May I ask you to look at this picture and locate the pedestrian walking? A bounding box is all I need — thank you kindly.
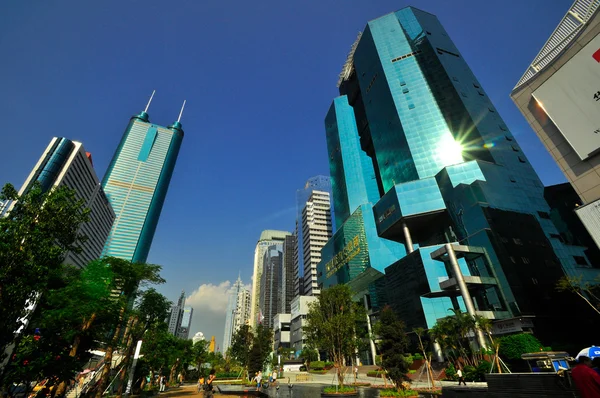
[203,369,216,398]
[457,368,466,386]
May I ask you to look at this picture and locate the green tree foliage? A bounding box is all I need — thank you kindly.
[299,347,318,370]
[304,284,366,387]
[0,183,90,363]
[191,340,210,376]
[229,325,253,375]
[374,306,410,390]
[2,262,119,390]
[248,324,273,376]
[115,288,172,396]
[429,309,488,369]
[94,258,165,398]
[497,333,543,361]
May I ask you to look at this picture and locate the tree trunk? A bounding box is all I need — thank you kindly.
[95,305,126,398]
[169,358,180,385]
[116,318,138,397]
[54,313,97,397]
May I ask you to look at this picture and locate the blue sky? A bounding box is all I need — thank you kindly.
[0,0,571,346]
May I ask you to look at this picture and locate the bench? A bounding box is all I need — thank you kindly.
[295,374,312,382]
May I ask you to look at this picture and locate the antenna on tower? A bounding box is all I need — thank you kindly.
[177,100,186,123]
[144,90,156,113]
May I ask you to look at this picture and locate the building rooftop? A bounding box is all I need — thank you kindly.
[513,0,599,91]
[258,230,291,242]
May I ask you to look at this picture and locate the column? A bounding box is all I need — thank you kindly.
[445,243,487,349]
[402,222,414,254]
[363,295,377,365]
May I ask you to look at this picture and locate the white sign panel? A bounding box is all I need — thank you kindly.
[532,33,600,160]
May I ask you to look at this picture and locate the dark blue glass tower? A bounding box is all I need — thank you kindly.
[319,7,600,349]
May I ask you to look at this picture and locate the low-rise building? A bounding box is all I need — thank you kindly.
[290,296,317,355]
[273,313,291,352]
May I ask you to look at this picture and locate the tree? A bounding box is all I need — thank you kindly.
[94,258,165,398]
[0,183,89,367]
[413,327,436,390]
[229,325,253,377]
[115,288,171,396]
[299,347,318,370]
[373,306,410,390]
[304,284,366,387]
[2,262,119,393]
[497,333,544,361]
[429,309,488,369]
[557,275,600,315]
[248,324,272,376]
[191,340,210,376]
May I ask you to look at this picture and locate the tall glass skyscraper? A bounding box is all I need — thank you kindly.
[319,6,600,354]
[102,95,184,263]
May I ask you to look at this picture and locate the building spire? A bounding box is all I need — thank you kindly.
[177,100,186,123]
[144,90,156,113]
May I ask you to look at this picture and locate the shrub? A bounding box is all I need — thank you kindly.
[379,388,418,397]
[463,360,491,382]
[444,363,457,381]
[311,361,326,370]
[215,371,240,378]
[367,371,384,378]
[323,386,356,394]
[408,370,416,374]
[325,361,334,369]
[299,365,307,371]
[412,353,423,360]
[497,333,544,361]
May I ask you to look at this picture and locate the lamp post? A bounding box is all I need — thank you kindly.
[124,340,143,396]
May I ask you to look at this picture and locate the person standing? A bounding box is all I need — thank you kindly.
[456,368,466,386]
[255,371,262,391]
[572,356,600,398]
[159,375,166,392]
[203,369,216,398]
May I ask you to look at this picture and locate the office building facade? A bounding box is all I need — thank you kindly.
[7,137,115,268]
[259,244,284,329]
[290,295,318,354]
[301,191,333,296]
[294,176,334,297]
[250,230,290,327]
[273,313,292,352]
[511,0,600,251]
[101,98,184,263]
[167,291,193,339]
[282,235,297,313]
[319,6,599,356]
[223,276,251,355]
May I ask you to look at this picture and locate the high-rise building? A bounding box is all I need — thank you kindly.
[250,230,290,327]
[167,291,193,339]
[101,93,184,263]
[318,5,600,359]
[6,137,115,268]
[301,191,333,296]
[282,235,297,313]
[259,244,284,329]
[510,0,600,250]
[192,332,205,345]
[294,176,334,297]
[223,275,251,355]
[178,306,193,339]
